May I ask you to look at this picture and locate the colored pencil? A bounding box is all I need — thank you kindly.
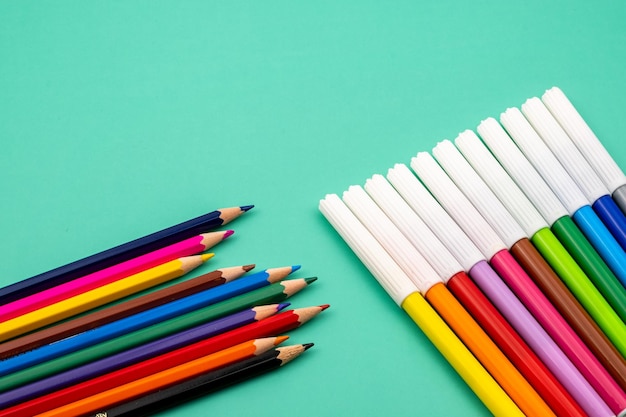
[36,337,287,417]
[0,231,231,324]
[0,266,296,375]
[541,87,626,216]
[0,264,255,360]
[0,305,326,416]
[0,206,253,305]
[363,174,585,417]
[0,277,313,394]
[477,116,626,355]
[92,344,313,417]
[389,161,613,417]
[501,108,626,302]
[456,128,626,391]
[432,140,626,415]
[0,254,212,343]
[319,194,525,417]
[522,97,626,254]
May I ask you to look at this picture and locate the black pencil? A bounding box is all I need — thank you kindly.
[91,343,313,417]
[0,205,253,305]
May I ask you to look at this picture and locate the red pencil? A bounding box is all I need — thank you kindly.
[0,305,328,417]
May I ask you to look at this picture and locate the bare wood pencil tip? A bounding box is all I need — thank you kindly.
[266,266,299,283]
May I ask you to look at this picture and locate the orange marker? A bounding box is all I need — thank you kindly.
[425,283,554,416]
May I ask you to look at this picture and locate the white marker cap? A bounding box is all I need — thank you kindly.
[364,174,464,282]
[522,97,609,202]
[432,140,527,248]
[500,108,589,214]
[411,152,507,260]
[455,129,549,237]
[342,185,443,294]
[477,117,568,225]
[386,163,485,271]
[542,86,626,193]
[319,193,418,305]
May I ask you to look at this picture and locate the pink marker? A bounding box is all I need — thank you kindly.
[411,151,614,417]
[0,231,232,322]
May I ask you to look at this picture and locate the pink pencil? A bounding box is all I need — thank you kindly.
[0,231,232,322]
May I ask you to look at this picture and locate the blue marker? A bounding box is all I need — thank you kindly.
[501,106,626,290]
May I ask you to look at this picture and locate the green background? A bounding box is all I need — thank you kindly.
[1,1,625,416]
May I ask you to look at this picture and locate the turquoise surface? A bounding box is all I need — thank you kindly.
[1,1,625,416]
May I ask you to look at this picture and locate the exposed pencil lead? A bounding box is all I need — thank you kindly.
[320,304,330,310]
[222,230,234,239]
[303,343,315,350]
[242,264,255,272]
[304,277,318,284]
[241,205,254,212]
[277,302,291,311]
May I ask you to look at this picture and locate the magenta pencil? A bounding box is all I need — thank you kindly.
[0,231,232,323]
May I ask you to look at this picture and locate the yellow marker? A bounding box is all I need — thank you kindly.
[320,195,524,417]
[402,292,525,417]
[0,254,212,342]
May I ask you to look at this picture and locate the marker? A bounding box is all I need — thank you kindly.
[364,174,583,417]
[500,104,626,285]
[456,127,626,391]
[522,97,626,257]
[478,117,626,356]
[391,159,613,417]
[541,86,626,215]
[433,139,626,416]
[319,194,525,417]
[500,108,626,321]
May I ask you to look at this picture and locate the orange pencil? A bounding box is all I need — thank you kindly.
[35,337,287,417]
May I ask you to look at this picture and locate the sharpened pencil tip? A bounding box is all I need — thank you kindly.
[303,343,314,350]
[278,302,291,311]
[304,277,317,284]
[319,304,330,310]
[222,230,235,239]
[243,264,255,272]
[201,253,214,262]
[275,335,289,345]
[241,205,255,212]
[291,265,301,272]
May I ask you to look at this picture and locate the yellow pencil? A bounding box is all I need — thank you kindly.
[320,195,524,416]
[0,254,212,343]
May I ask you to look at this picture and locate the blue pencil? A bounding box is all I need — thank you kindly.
[0,266,297,376]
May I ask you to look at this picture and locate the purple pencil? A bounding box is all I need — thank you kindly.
[0,304,288,409]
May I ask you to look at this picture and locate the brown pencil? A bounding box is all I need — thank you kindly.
[0,265,254,360]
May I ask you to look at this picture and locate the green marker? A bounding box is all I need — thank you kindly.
[459,123,626,357]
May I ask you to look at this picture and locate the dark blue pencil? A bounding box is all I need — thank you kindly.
[0,205,253,305]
